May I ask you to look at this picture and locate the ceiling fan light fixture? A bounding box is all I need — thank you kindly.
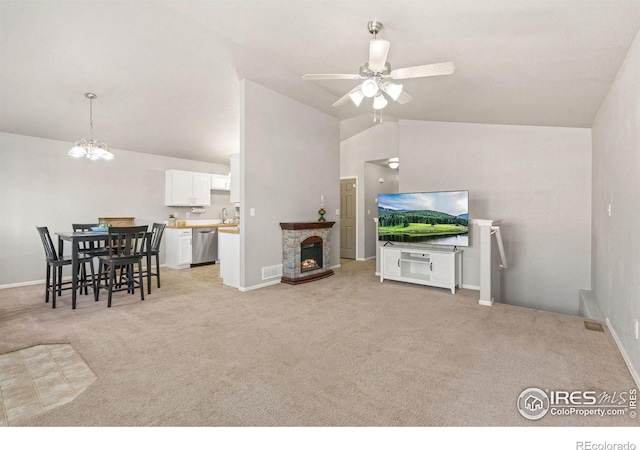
[373,93,388,110]
[361,78,379,98]
[383,82,403,101]
[349,89,365,107]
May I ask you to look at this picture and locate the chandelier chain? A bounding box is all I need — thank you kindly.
[89,96,93,141]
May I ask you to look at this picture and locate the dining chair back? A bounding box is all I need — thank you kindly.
[96,226,148,307]
[143,223,166,293]
[37,226,58,262]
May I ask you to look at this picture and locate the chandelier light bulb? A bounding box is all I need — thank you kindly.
[361,78,379,98]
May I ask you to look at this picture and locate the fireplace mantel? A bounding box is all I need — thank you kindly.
[280,222,335,230]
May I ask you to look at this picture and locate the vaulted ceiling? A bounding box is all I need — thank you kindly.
[2,1,640,164]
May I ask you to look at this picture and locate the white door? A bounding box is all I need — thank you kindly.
[178,234,192,266]
[431,253,452,284]
[383,248,402,277]
[192,172,211,206]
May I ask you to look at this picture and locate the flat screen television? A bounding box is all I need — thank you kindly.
[378,190,469,246]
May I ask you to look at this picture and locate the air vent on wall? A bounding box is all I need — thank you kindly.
[262,264,283,280]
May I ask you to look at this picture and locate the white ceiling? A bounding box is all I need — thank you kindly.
[2,1,640,164]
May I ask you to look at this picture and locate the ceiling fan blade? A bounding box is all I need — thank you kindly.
[390,61,455,80]
[369,39,390,72]
[303,74,362,80]
[332,86,362,107]
[396,90,413,105]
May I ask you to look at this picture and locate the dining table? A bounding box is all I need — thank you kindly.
[55,231,109,309]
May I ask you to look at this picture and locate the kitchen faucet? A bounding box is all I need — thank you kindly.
[221,207,228,223]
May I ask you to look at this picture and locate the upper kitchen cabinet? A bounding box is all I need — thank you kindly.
[229,153,240,203]
[210,173,231,191]
[165,170,211,206]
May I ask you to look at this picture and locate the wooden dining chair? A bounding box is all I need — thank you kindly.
[143,223,166,293]
[36,226,96,308]
[71,223,109,295]
[95,226,148,307]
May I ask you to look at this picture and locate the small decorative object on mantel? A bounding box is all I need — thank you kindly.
[318,195,326,221]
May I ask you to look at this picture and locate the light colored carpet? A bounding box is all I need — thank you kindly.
[0,259,636,426]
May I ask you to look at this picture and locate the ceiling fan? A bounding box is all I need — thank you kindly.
[303,21,455,115]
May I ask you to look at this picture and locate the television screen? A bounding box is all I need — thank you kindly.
[378,190,469,246]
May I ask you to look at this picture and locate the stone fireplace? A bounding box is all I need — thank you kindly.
[280,222,335,284]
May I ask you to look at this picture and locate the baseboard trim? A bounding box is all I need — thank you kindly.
[462,284,480,291]
[606,318,640,389]
[1,265,167,290]
[239,279,281,292]
[479,298,494,307]
[0,279,45,289]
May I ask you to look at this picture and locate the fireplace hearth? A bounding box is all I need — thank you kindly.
[280,222,335,285]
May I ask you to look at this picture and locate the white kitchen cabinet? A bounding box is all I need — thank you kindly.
[219,229,239,288]
[165,170,211,206]
[165,228,192,269]
[229,153,239,203]
[210,173,231,191]
[380,245,462,294]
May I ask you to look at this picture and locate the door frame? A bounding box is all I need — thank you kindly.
[340,175,358,260]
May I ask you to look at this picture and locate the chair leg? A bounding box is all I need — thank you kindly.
[57,266,62,296]
[156,253,161,288]
[147,255,152,295]
[128,265,134,295]
[89,260,97,301]
[52,265,57,309]
[81,263,88,295]
[45,264,51,303]
[96,262,103,302]
[108,264,115,307]
[139,261,145,301]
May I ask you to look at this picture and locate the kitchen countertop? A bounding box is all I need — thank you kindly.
[218,227,240,234]
[166,223,238,229]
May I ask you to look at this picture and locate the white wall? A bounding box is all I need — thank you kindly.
[591,29,640,379]
[364,163,399,259]
[240,80,340,289]
[340,122,398,260]
[0,132,233,286]
[399,120,592,315]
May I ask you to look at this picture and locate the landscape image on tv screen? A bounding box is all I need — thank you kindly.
[378,191,469,246]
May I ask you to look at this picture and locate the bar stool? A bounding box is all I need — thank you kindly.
[36,226,95,308]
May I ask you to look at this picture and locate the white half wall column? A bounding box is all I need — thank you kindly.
[475,219,503,306]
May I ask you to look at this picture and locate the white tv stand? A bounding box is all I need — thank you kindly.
[379,244,462,294]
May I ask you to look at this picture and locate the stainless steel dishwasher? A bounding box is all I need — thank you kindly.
[191,227,218,265]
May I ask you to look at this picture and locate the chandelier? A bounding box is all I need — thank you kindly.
[68,93,114,160]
